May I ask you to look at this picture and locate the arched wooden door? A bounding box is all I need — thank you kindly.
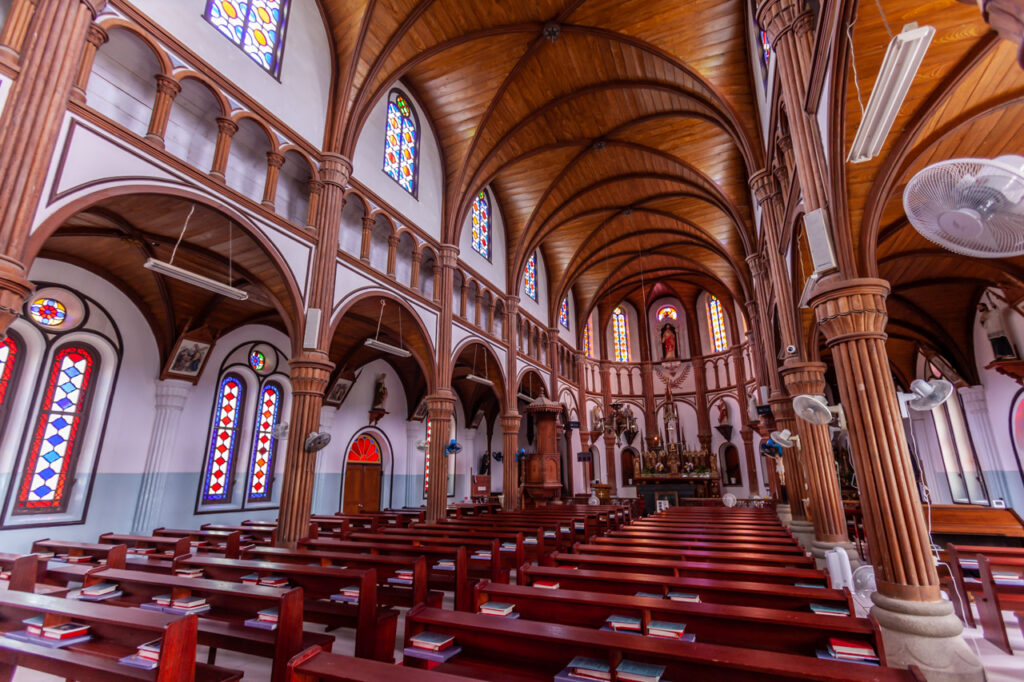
[342,433,383,514]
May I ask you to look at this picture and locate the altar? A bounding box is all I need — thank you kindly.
[635,475,715,514]
[630,443,720,514]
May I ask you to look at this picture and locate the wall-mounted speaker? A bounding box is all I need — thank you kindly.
[803,209,838,274]
[304,307,322,349]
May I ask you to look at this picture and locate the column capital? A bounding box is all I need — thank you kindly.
[388,233,401,247]
[809,277,891,346]
[749,169,780,205]
[85,21,109,47]
[438,243,459,267]
[777,133,794,156]
[266,151,285,169]
[756,0,814,44]
[319,153,352,188]
[780,360,827,396]
[81,0,108,17]
[154,378,193,410]
[155,74,181,98]
[426,391,457,420]
[361,214,376,229]
[501,412,522,433]
[288,354,334,396]
[0,257,33,334]
[216,116,239,137]
[307,179,324,197]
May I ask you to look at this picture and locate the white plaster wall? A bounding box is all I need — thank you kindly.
[458,186,507,292]
[164,78,220,169]
[126,0,331,145]
[351,87,443,239]
[87,27,161,138]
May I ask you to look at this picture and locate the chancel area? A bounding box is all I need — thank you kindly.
[3,0,1024,680]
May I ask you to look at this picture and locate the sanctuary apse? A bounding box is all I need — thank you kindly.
[0,0,1022,680]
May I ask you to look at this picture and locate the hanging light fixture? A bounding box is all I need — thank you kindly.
[364,299,411,357]
[465,344,493,386]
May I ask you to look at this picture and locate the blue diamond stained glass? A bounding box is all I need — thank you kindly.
[471,190,490,260]
[203,376,244,503]
[247,383,280,501]
[707,295,728,353]
[249,349,266,372]
[29,298,66,327]
[612,307,630,362]
[523,253,537,301]
[16,346,94,512]
[383,92,418,195]
[205,1,288,76]
[559,299,569,329]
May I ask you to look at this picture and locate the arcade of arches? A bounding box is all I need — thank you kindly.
[1,0,1024,679]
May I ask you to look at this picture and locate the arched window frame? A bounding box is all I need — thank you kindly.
[199,373,247,506]
[382,89,420,197]
[0,332,24,437]
[245,379,283,504]
[523,252,537,301]
[559,299,570,329]
[582,320,593,358]
[657,306,678,321]
[347,433,383,463]
[204,0,291,78]
[471,189,491,261]
[612,307,630,362]
[706,295,728,353]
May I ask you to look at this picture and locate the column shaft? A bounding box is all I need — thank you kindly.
[131,380,192,534]
[501,413,522,510]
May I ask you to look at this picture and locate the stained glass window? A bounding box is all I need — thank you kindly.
[15,346,96,513]
[423,420,432,498]
[29,298,66,328]
[612,307,630,362]
[347,433,382,463]
[760,29,771,70]
[471,190,490,260]
[202,375,245,503]
[524,253,537,301]
[0,336,18,409]
[559,299,569,328]
[247,382,280,502]
[707,295,728,352]
[657,306,678,321]
[205,1,289,76]
[249,349,266,372]
[582,320,593,358]
[383,90,418,196]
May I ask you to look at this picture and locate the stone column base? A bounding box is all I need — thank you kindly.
[870,592,985,681]
[789,518,815,551]
[810,539,861,571]
[776,503,792,526]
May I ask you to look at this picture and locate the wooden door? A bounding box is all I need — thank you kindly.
[342,463,382,513]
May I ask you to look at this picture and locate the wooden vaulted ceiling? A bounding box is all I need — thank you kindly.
[841,0,1024,383]
[319,0,763,328]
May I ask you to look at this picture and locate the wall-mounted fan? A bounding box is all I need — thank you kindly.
[904,155,1024,257]
[721,493,737,508]
[272,422,289,440]
[304,431,331,452]
[445,439,462,456]
[793,394,847,430]
[771,429,800,449]
[906,378,954,411]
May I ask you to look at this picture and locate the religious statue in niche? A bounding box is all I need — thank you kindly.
[368,373,389,426]
[716,401,729,426]
[662,384,680,445]
[978,301,1018,360]
[660,323,679,360]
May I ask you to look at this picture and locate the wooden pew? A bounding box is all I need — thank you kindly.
[942,543,1024,627]
[98,534,190,560]
[403,605,923,681]
[576,546,816,569]
[200,524,277,546]
[29,539,127,569]
[930,504,1024,546]
[472,580,878,660]
[287,647,469,681]
[173,555,397,661]
[519,564,853,612]
[547,552,828,587]
[350,529,523,574]
[425,518,571,551]
[381,525,550,563]
[973,554,1024,654]
[65,566,334,682]
[0,554,68,597]
[0,589,242,681]
[575,537,805,556]
[152,529,241,558]
[239,546,442,608]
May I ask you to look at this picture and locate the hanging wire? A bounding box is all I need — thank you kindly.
[873,0,894,40]
[168,204,196,264]
[847,19,866,118]
[375,298,386,339]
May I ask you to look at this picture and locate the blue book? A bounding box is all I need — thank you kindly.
[118,654,159,670]
[567,656,610,675]
[606,614,642,631]
[816,649,879,666]
[647,620,686,635]
[795,582,825,589]
[810,603,850,616]
[402,645,461,663]
[244,617,277,630]
[634,592,664,599]
[617,658,666,681]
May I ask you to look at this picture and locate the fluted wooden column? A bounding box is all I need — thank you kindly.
[425,394,455,521]
[732,346,760,495]
[410,249,422,290]
[575,351,591,491]
[0,0,105,336]
[769,390,807,520]
[70,21,106,104]
[261,151,284,209]
[547,327,559,397]
[750,170,799,358]
[501,413,522,510]
[0,0,37,69]
[359,215,373,262]
[144,74,180,148]
[209,117,237,181]
[781,361,850,544]
[386,234,399,279]
[746,255,782,395]
[131,379,192,533]
[305,179,323,229]
[599,360,617,493]
[425,244,458,521]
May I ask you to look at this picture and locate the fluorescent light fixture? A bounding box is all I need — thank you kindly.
[465,374,494,387]
[517,392,535,402]
[847,22,934,164]
[364,338,411,357]
[144,258,249,300]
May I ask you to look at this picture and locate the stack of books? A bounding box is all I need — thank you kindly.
[245,607,279,630]
[258,575,288,588]
[168,595,210,615]
[473,550,492,560]
[153,594,172,607]
[175,568,204,579]
[810,603,850,617]
[331,585,360,604]
[993,571,1024,586]
[817,638,879,666]
[127,547,156,555]
[6,620,94,648]
[647,620,693,641]
[78,582,121,602]
[55,553,91,564]
[32,552,55,560]
[405,631,461,663]
[560,656,609,681]
[388,569,414,586]
[574,522,585,530]
[499,542,517,552]
[433,559,455,571]
[533,580,559,590]
[559,526,571,534]
[524,536,539,545]
[119,638,162,670]
[543,530,557,539]
[478,601,516,617]
[667,592,700,603]
[240,573,260,585]
[603,614,641,634]
[616,659,666,682]
[23,616,45,636]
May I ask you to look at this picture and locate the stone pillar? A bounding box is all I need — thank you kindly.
[144,74,180,148]
[386,234,399,279]
[0,0,37,69]
[780,361,856,565]
[360,215,374,262]
[70,21,107,105]
[261,151,285,209]
[425,394,455,521]
[210,117,237,182]
[0,0,106,336]
[810,278,983,681]
[501,413,522,510]
[958,385,1011,505]
[130,379,192,534]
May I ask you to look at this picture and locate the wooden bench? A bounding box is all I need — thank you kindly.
[173,555,397,661]
[200,524,277,545]
[287,647,469,681]
[930,505,1024,546]
[99,533,190,559]
[472,580,878,660]
[152,529,242,558]
[973,554,1024,654]
[350,529,524,574]
[403,605,923,681]
[518,564,852,612]
[0,554,68,597]
[29,539,127,569]
[0,589,242,681]
[942,543,1024,627]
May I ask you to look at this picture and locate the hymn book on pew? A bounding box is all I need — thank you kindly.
[175,567,204,578]
[245,607,279,630]
[616,659,666,682]
[434,559,455,571]
[667,591,700,603]
[119,638,162,670]
[76,582,121,601]
[4,618,92,649]
[330,585,360,603]
[405,631,461,663]
[561,656,610,681]
[810,603,850,616]
[534,580,560,589]
[816,638,880,666]
[478,601,515,616]
[647,620,692,641]
[604,614,642,633]
[388,568,414,585]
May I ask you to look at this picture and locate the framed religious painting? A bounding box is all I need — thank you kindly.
[325,369,359,407]
[161,327,214,384]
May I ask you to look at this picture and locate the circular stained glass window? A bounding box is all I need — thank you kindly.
[249,349,266,372]
[29,298,67,327]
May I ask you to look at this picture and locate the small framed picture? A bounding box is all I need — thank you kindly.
[325,370,358,407]
[654,490,679,508]
[161,328,214,384]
